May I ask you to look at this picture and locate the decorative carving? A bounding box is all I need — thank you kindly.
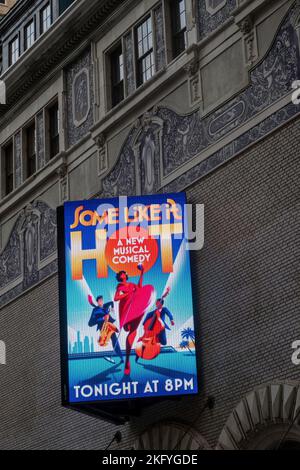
[185,46,201,106]
[66,50,94,148]
[72,68,90,127]
[57,163,69,203]
[123,32,135,97]
[208,99,245,138]
[14,131,22,188]
[198,0,237,39]
[60,177,69,203]
[101,127,137,198]
[238,16,258,66]
[0,227,21,290]
[238,16,253,35]
[134,421,211,450]
[153,4,166,71]
[135,114,163,195]
[164,101,299,194]
[205,0,227,15]
[184,57,199,78]
[100,109,163,197]
[217,382,300,450]
[36,111,45,170]
[140,108,158,132]
[105,4,300,195]
[0,201,57,308]
[244,30,258,66]
[39,201,57,261]
[19,207,40,289]
[94,133,107,176]
[190,0,197,27]
[56,162,67,180]
[141,136,156,194]
[94,133,106,149]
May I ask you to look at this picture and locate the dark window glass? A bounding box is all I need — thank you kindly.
[171,0,187,58]
[9,36,19,66]
[49,102,60,159]
[24,20,35,51]
[111,45,124,108]
[26,123,36,177]
[4,142,14,196]
[59,0,75,15]
[40,3,52,34]
[136,16,155,86]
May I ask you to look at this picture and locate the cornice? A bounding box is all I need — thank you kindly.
[0,0,121,117]
[0,0,35,33]
[233,0,284,25]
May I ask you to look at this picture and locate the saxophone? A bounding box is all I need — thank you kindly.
[99,319,118,347]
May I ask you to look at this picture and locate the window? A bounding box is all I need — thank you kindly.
[26,122,36,178]
[136,16,155,86]
[40,3,52,34]
[110,45,124,108]
[9,36,19,66]
[48,101,60,158]
[171,0,187,58]
[3,142,14,196]
[24,20,35,51]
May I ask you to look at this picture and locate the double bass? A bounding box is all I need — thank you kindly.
[135,287,171,360]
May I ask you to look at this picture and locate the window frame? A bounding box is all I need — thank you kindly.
[109,42,125,109]
[170,0,187,59]
[8,34,20,67]
[101,0,193,116]
[135,14,156,87]
[40,2,52,35]
[24,18,36,51]
[105,7,159,112]
[1,140,14,197]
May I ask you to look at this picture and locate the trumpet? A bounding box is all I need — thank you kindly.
[98,319,118,347]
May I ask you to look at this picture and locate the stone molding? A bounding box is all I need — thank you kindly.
[133,420,211,450]
[0,200,57,309]
[217,382,300,450]
[99,2,300,197]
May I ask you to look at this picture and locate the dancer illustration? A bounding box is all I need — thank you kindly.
[114,265,154,375]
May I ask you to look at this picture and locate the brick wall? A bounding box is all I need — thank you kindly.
[0,117,299,449]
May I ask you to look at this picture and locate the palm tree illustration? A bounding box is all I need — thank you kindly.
[179,340,193,354]
[181,328,195,347]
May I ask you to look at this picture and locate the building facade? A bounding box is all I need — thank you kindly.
[0,0,299,450]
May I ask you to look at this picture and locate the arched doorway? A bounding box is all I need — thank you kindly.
[217,382,300,450]
[133,420,211,450]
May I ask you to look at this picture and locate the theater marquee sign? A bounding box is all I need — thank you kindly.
[58,193,199,405]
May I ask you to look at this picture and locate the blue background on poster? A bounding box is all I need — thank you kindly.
[63,193,199,403]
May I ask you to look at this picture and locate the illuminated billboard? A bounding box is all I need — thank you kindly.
[59,193,198,404]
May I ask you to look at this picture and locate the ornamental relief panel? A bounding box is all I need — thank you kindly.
[100,3,300,195]
[198,0,237,39]
[72,68,91,127]
[205,0,227,15]
[66,49,94,148]
[0,201,57,308]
